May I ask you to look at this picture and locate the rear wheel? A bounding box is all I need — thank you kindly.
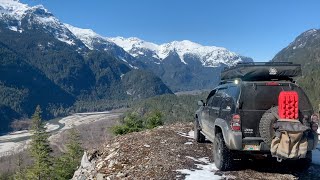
[213,133,234,171]
[259,106,278,145]
[194,118,205,143]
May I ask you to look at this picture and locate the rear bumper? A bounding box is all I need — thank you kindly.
[215,119,318,151]
[235,131,318,152]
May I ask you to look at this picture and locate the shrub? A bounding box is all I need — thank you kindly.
[112,111,163,135]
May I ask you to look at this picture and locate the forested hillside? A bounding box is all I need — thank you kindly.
[272,29,320,109]
[124,92,208,124]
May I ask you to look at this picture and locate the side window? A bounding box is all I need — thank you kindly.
[210,92,222,108]
[221,87,237,110]
[221,97,233,110]
[227,86,240,102]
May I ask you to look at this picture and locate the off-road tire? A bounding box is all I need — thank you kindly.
[259,106,278,145]
[213,133,234,171]
[194,118,205,143]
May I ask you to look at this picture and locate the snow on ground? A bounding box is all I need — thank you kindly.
[176,156,227,180]
[184,141,193,145]
[177,130,194,139]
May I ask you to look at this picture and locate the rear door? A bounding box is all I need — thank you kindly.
[201,89,223,137]
[239,82,300,138]
[201,90,216,133]
[219,86,239,122]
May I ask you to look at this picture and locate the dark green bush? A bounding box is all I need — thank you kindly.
[112,111,163,135]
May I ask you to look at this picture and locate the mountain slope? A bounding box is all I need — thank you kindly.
[0,0,173,133]
[272,29,320,108]
[0,41,75,132]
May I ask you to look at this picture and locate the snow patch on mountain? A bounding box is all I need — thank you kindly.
[0,0,29,20]
[108,37,246,67]
[0,0,76,45]
[64,23,108,50]
[109,37,159,53]
[65,24,140,69]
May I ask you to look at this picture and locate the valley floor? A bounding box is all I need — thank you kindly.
[0,110,123,157]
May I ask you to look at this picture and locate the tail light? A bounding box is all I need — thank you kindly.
[231,114,241,131]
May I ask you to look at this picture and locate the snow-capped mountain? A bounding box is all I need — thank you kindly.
[63,23,252,68]
[64,24,114,50]
[63,24,252,91]
[0,0,82,46]
[0,0,174,132]
[0,0,253,92]
[64,24,139,68]
[286,29,320,51]
[108,37,251,67]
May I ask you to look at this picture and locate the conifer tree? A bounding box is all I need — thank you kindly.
[27,105,53,180]
[54,127,83,179]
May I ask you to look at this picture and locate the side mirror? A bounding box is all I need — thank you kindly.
[198,100,205,106]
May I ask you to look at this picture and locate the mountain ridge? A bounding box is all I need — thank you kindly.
[0,0,173,133]
[65,24,253,91]
[272,28,320,108]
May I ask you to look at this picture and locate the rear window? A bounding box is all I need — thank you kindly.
[240,82,313,111]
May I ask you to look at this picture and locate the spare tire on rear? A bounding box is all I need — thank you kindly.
[259,106,278,145]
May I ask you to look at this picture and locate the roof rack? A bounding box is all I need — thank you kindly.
[221,62,301,81]
[224,62,294,70]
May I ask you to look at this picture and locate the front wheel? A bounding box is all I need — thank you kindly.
[213,133,234,171]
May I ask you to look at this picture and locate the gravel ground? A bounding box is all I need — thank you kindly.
[73,123,320,180]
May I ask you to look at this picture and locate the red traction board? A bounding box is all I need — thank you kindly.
[278,91,299,119]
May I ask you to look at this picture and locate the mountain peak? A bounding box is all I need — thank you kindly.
[108,36,158,53]
[64,24,106,49]
[0,1,79,45]
[0,0,29,20]
[64,24,102,39]
[285,28,320,50]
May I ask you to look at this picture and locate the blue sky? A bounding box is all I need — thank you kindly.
[22,0,320,61]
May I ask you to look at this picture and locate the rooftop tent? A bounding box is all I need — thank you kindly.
[221,62,302,81]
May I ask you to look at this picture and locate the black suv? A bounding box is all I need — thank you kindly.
[195,62,318,170]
